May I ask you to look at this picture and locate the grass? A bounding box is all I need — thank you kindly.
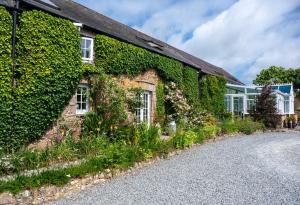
[0,119,264,195]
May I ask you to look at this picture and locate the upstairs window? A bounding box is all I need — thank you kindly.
[76,85,89,115]
[81,37,94,63]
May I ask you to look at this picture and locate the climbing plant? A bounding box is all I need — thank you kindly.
[94,34,201,104]
[0,6,13,150]
[156,81,165,124]
[1,10,82,150]
[182,68,199,104]
[95,35,184,82]
[199,75,227,117]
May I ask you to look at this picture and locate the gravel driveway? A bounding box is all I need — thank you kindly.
[47,131,300,205]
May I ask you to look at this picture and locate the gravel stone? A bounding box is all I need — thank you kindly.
[46,132,300,205]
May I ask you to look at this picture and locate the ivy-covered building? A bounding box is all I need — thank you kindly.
[0,0,243,149]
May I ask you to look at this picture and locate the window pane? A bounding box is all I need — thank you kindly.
[82,50,86,58]
[86,40,91,49]
[80,39,85,49]
[77,94,81,102]
[77,103,81,110]
[85,50,90,59]
[136,109,141,123]
[82,103,86,110]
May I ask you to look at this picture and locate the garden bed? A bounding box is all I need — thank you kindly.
[0,118,265,204]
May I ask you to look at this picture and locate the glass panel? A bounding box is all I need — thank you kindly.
[77,94,81,102]
[86,40,91,49]
[82,88,87,100]
[77,103,81,110]
[80,39,85,49]
[136,109,141,123]
[227,86,245,94]
[224,96,231,112]
[246,88,260,94]
[143,93,148,122]
[82,103,86,110]
[85,50,90,59]
[233,97,243,116]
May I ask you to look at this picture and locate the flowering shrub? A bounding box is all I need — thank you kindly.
[165,82,216,127]
[165,82,191,120]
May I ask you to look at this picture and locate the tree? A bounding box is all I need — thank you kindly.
[249,85,281,128]
[253,66,300,90]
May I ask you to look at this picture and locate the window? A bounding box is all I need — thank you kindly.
[81,37,94,62]
[247,95,257,112]
[224,96,232,112]
[284,96,289,114]
[136,91,151,124]
[76,85,89,115]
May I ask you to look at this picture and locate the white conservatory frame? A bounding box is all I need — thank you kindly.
[225,83,295,116]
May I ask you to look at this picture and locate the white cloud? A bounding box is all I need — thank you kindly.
[178,0,300,84]
[75,0,174,26]
[134,0,236,43]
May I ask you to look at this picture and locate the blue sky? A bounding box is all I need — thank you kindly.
[75,0,300,84]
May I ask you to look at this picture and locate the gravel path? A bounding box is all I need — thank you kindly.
[47,131,300,205]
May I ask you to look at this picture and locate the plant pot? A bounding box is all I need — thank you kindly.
[288,121,292,129]
[168,120,176,135]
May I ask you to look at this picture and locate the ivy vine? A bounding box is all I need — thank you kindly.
[199,75,227,117]
[0,9,82,150]
[0,6,13,149]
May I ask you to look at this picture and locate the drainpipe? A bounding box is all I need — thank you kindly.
[10,0,20,147]
[11,0,20,88]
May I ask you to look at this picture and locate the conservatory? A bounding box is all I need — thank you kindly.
[225,83,295,117]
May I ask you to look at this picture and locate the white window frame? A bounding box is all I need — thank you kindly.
[136,91,151,124]
[81,37,94,63]
[284,96,290,114]
[76,84,89,115]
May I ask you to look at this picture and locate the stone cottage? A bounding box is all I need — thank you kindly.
[1,0,243,148]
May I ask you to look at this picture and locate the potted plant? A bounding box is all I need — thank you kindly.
[291,115,297,128]
[286,116,293,129]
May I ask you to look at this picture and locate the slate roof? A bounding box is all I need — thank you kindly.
[1,0,243,85]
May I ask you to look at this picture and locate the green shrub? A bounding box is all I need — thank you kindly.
[202,125,221,139]
[235,118,264,135]
[172,130,196,149]
[220,120,238,134]
[84,73,128,136]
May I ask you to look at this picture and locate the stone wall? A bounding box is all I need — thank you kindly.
[28,79,89,149]
[29,69,160,149]
[117,69,160,123]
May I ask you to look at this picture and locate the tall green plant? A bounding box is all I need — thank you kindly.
[84,72,128,136]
